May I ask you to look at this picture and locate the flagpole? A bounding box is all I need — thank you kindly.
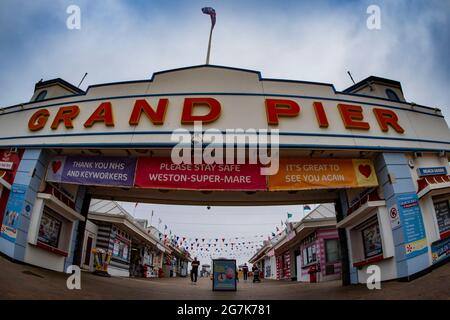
[150,210,153,227]
[206,24,213,65]
[132,203,137,217]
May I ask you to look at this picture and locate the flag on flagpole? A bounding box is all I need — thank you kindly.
[201,7,216,29]
[201,7,217,65]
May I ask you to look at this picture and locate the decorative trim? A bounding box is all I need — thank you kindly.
[353,254,388,268]
[35,241,68,257]
[1,130,449,146]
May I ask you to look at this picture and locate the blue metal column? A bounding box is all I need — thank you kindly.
[374,153,429,279]
[0,149,49,261]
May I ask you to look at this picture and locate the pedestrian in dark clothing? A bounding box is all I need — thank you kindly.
[242,263,249,281]
[190,257,200,284]
[252,265,261,282]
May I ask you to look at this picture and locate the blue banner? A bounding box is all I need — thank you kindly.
[431,237,450,264]
[212,259,237,291]
[0,184,28,243]
[46,156,137,188]
[396,193,428,259]
[417,167,447,177]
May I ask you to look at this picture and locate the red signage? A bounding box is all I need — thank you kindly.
[134,158,266,190]
[27,98,405,134]
[0,150,22,184]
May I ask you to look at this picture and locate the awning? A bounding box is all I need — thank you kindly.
[156,243,166,253]
[249,247,269,264]
[337,189,385,229]
[37,193,85,222]
[417,175,450,199]
[337,200,385,228]
[88,212,158,246]
[273,217,337,255]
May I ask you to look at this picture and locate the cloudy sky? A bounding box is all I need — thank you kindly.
[1,0,449,265]
[119,202,317,266]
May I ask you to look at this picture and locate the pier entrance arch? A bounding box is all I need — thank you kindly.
[0,65,449,284]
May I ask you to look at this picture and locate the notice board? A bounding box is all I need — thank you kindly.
[212,259,237,291]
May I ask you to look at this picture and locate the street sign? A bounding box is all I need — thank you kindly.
[389,205,401,228]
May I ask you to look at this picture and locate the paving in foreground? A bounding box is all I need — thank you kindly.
[0,256,449,300]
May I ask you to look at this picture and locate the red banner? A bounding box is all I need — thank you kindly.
[134,158,267,190]
[0,150,22,184]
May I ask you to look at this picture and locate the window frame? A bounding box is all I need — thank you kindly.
[35,90,48,102]
[361,220,383,259]
[433,200,450,236]
[385,88,400,101]
[324,239,340,264]
[37,207,63,249]
[302,244,317,266]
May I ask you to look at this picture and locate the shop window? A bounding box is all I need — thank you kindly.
[302,245,317,266]
[434,200,450,236]
[112,239,129,260]
[325,239,340,263]
[38,208,62,248]
[362,220,383,258]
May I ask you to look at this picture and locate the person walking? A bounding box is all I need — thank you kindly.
[252,264,261,283]
[190,257,200,284]
[242,263,249,281]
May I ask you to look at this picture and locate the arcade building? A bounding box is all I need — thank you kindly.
[0,65,449,284]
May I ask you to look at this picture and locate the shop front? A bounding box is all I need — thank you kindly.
[88,200,168,277]
[173,247,191,277]
[248,242,270,279]
[413,155,450,266]
[80,220,98,271]
[337,153,450,284]
[260,204,341,283]
[162,253,173,278]
[151,245,165,278]
[297,229,341,283]
[23,180,85,272]
[274,238,292,281]
[0,149,23,228]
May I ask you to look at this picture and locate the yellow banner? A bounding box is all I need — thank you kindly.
[269,158,378,191]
